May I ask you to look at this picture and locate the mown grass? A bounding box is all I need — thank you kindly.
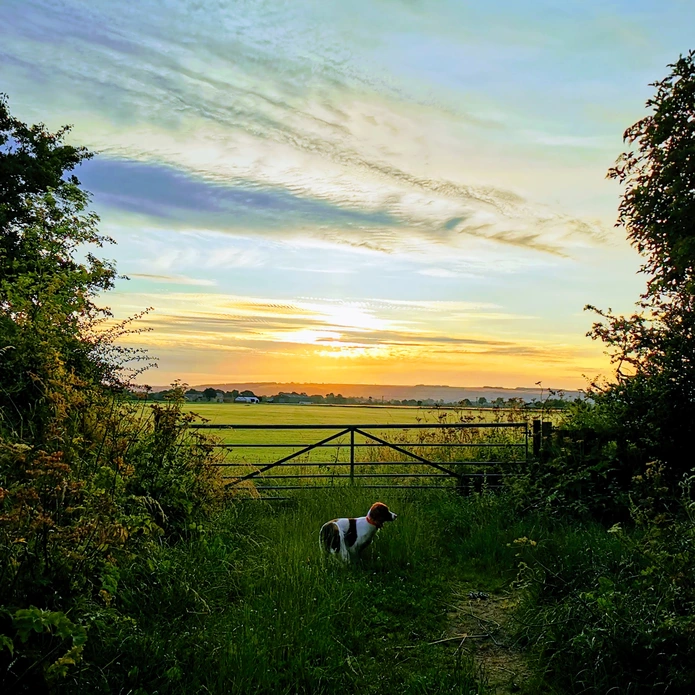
[69,489,552,695]
[182,403,434,426]
[177,404,533,497]
[182,403,530,465]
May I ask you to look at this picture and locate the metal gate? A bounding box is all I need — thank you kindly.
[190,421,529,499]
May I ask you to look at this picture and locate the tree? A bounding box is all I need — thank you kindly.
[0,97,224,691]
[0,95,150,439]
[587,52,695,489]
[203,387,218,401]
[0,94,90,239]
[608,51,695,297]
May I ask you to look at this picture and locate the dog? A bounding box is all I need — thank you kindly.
[319,502,397,562]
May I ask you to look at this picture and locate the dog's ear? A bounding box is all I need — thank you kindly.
[369,502,392,524]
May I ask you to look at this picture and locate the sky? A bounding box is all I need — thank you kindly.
[2,0,692,389]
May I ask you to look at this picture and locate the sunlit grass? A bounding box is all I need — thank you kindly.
[175,405,535,495]
[79,488,550,694]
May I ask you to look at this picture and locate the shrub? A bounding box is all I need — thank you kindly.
[0,97,224,691]
[514,473,695,693]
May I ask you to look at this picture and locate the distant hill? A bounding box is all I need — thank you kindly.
[189,382,582,403]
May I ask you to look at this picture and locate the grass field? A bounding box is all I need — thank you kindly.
[81,488,554,694]
[173,403,533,495]
[179,403,536,427]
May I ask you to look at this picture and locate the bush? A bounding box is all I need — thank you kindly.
[514,474,695,693]
[0,384,225,691]
[0,98,224,691]
[507,400,630,522]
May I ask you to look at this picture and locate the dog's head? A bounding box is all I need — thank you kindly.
[368,502,397,528]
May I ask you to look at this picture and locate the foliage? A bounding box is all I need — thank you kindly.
[0,95,153,442]
[492,53,695,689]
[514,474,695,693]
[546,52,695,515]
[608,51,695,295]
[0,97,223,692]
[0,386,225,691]
[584,299,695,492]
[0,93,89,232]
[202,387,218,401]
[126,385,226,537]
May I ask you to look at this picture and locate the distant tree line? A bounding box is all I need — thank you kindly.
[132,388,575,408]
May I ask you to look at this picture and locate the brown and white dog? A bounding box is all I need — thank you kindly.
[319,502,397,562]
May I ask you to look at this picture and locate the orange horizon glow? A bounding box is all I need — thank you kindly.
[112,290,614,392]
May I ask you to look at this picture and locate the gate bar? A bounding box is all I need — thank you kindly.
[354,427,463,479]
[228,428,350,485]
[213,459,523,467]
[210,442,528,448]
[191,422,526,430]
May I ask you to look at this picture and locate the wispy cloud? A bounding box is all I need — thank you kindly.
[417,268,458,278]
[129,273,216,286]
[110,292,569,369]
[2,0,621,262]
[2,0,680,387]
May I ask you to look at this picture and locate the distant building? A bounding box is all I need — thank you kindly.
[235,396,259,403]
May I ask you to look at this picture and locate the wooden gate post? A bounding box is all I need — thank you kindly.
[542,421,553,460]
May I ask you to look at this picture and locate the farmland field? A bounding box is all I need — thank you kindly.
[180,402,533,426]
[169,403,536,495]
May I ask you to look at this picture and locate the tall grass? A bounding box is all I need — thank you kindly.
[67,489,550,695]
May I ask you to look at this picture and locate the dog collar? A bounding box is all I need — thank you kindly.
[366,515,381,528]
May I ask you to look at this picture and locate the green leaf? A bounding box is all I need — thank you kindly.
[0,635,14,656]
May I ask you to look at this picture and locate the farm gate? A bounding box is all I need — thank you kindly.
[190,421,542,500]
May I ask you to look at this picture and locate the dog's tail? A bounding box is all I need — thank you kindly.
[319,521,341,555]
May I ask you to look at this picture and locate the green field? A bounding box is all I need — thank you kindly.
[180,402,533,426]
[172,403,533,496]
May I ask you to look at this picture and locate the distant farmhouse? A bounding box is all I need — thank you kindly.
[234,396,259,403]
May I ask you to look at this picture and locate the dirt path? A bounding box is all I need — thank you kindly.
[444,586,531,693]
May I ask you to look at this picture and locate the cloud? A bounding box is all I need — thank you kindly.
[3,0,613,261]
[128,273,216,286]
[278,266,356,274]
[79,157,398,232]
[417,268,458,278]
[107,292,559,368]
[79,153,604,263]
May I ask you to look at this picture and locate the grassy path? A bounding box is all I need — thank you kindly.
[86,490,541,694]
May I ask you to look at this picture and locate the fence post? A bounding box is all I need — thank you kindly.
[350,427,355,484]
[525,422,530,462]
[532,419,541,457]
[542,421,553,457]
[533,419,553,458]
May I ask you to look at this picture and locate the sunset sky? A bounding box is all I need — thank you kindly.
[2,0,692,388]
